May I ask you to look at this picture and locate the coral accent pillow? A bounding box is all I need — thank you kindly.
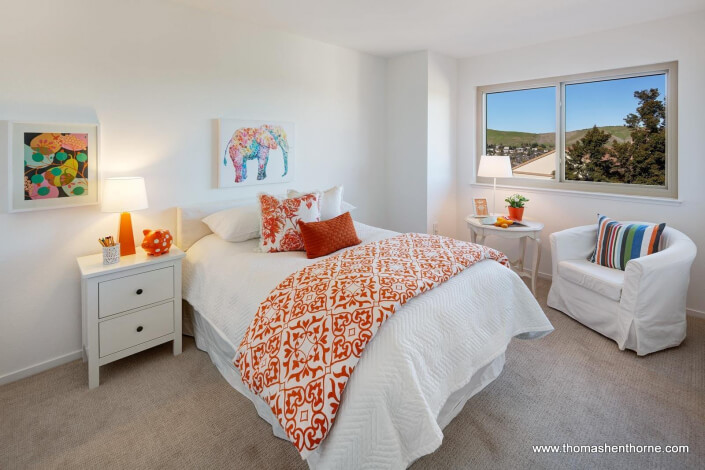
[259,193,320,253]
[298,212,361,259]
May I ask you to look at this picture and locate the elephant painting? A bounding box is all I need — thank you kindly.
[223,124,289,183]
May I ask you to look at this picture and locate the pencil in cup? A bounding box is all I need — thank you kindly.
[102,241,121,265]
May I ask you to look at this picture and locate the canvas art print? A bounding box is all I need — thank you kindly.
[9,122,98,212]
[473,198,489,217]
[218,119,294,188]
[24,132,89,199]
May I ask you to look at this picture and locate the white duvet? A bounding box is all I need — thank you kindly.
[183,222,553,469]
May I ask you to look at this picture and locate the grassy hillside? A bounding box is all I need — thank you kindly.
[566,126,631,146]
[486,129,554,147]
[487,126,631,148]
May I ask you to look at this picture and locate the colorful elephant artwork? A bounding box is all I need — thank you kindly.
[218,120,294,188]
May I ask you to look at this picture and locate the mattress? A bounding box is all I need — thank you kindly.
[183,222,553,469]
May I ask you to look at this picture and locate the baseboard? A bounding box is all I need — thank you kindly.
[687,308,705,319]
[517,267,552,280]
[0,350,82,386]
[524,268,705,320]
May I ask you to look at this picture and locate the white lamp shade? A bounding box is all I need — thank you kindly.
[477,155,513,178]
[101,177,148,213]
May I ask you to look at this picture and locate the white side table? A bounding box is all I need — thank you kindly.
[77,246,185,389]
[465,216,544,296]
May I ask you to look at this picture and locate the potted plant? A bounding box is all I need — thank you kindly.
[505,194,529,221]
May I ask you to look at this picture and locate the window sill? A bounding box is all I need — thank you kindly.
[469,182,683,206]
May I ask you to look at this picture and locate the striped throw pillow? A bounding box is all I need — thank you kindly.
[589,215,666,271]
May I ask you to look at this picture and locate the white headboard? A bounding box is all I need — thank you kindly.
[176,198,257,251]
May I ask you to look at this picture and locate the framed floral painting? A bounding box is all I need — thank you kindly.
[8,122,99,212]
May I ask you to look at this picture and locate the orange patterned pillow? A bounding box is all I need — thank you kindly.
[298,212,361,259]
[259,193,320,252]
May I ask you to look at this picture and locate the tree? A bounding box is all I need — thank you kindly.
[567,88,666,185]
[615,88,666,185]
[566,125,612,181]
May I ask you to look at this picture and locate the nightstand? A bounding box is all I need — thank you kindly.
[466,216,544,296]
[77,246,185,389]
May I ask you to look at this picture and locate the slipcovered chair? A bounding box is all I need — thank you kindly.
[548,223,696,355]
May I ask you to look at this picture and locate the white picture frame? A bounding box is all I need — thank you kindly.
[217,118,294,188]
[8,121,99,212]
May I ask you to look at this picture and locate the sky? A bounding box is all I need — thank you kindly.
[486,74,665,133]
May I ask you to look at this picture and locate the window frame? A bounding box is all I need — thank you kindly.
[476,62,678,198]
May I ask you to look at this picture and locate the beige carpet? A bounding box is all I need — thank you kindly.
[2,279,703,469]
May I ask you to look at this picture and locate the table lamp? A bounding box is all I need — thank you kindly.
[477,155,512,219]
[101,177,148,256]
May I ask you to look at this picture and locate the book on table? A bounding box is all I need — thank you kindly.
[481,216,527,227]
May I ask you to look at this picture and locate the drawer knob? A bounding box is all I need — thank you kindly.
[136,326,144,332]
[136,289,143,295]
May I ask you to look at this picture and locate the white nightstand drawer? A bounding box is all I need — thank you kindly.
[99,302,174,357]
[98,267,174,318]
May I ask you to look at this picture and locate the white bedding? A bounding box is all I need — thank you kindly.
[183,222,553,469]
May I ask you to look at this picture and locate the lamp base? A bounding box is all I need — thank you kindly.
[118,212,136,256]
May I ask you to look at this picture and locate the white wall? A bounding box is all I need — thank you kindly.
[427,52,458,238]
[456,12,705,314]
[384,52,429,233]
[385,51,458,237]
[0,0,387,381]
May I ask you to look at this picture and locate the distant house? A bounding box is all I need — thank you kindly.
[512,150,556,179]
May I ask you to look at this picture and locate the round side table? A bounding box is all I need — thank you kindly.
[465,215,544,296]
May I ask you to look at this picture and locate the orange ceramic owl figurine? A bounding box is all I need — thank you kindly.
[141,229,173,256]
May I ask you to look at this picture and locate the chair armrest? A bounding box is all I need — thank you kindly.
[629,238,696,272]
[621,239,697,321]
[549,225,597,277]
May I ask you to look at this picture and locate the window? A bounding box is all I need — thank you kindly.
[485,87,556,179]
[477,62,677,198]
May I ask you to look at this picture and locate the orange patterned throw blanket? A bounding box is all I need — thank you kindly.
[235,233,509,456]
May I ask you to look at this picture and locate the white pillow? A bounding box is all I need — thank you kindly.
[288,185,355,221]
[201,204,260,242]
[341,201,356,213]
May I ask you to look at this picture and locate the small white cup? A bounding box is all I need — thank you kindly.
[103,244,121,265]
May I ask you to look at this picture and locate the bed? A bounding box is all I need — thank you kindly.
[177,200,553,469]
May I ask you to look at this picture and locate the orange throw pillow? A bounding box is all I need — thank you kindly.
[298,212,361,259]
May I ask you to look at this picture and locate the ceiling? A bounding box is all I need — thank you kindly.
[170,0,705,58]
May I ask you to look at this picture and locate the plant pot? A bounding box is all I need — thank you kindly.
[508,206,524,221]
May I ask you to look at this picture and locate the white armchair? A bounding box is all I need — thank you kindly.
[548,223,697,355]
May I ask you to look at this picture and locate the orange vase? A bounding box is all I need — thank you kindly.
[508,206,524,221]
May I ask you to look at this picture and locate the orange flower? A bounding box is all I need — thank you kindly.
[261,214,282,245]
[279,228,303,252]
[30,133,62,155]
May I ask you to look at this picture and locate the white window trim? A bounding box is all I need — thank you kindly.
[476,62,678,198]
[469,182,682,206]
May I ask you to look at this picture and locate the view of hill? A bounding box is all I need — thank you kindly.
[486,87,665,185]
[487,126,632,149]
